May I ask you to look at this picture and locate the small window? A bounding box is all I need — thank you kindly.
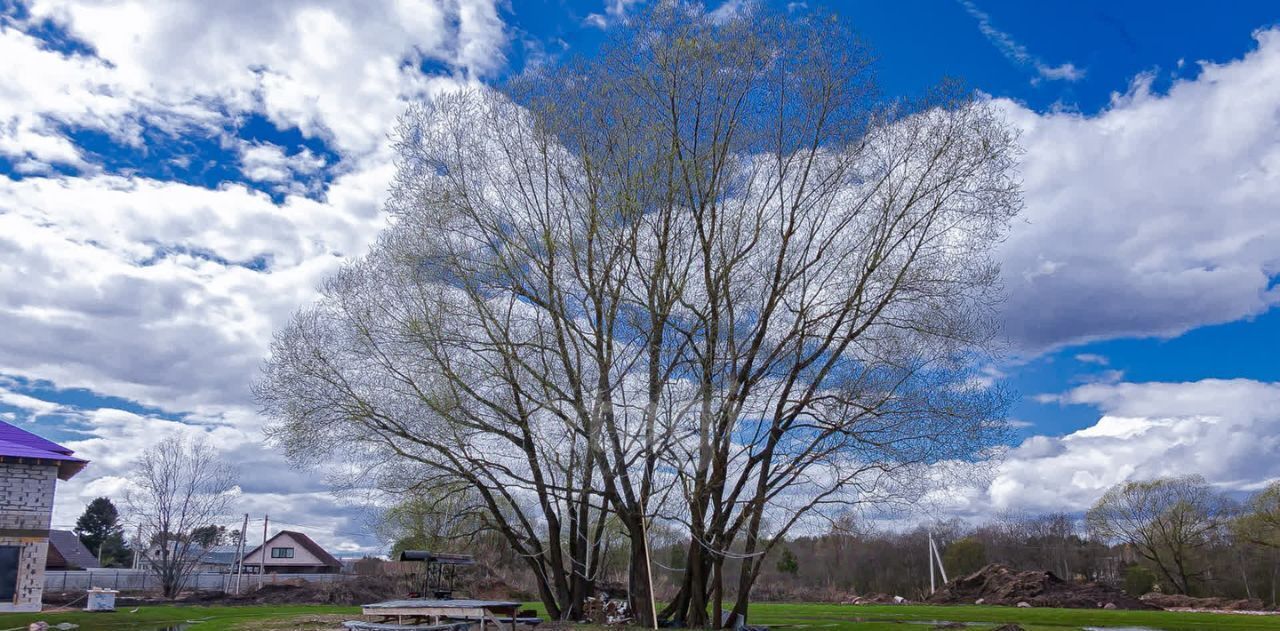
[270,547,295,559]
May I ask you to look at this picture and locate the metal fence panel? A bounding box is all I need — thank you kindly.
[46,570,351,593]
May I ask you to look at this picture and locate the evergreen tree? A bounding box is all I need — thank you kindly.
[189,525,227,547]
[74,497,129,567]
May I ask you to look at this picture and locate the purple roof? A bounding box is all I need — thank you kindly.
[0,421,87,480]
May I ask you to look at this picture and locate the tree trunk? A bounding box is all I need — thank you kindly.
[627,523,657,629]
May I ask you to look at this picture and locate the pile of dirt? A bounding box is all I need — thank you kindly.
[925,564,1156,610]
[1140,593,1268,611]
[205,575,406,606]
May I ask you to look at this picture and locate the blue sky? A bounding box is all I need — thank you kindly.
[1,0,1278,553]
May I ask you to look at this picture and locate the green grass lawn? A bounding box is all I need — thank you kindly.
[0,602,1277,631]
[745,601,1280,630]
[0,603,357,630]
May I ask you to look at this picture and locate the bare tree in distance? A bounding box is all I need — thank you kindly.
[127,435,237,598]
[1086,475,1235,595]
[258,2,1020,626]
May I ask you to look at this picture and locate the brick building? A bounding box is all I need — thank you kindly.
[0,421,87,612]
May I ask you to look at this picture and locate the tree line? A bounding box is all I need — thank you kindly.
[375,477,1280,608]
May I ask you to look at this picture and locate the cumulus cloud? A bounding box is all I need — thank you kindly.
[12,0,502,158]
[0,0,507,554]
[997,28,1280,352]
[239,143,325,184]
[945,379,1280,517]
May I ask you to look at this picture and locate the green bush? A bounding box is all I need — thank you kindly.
[1123,564,1156,595]
[942,537,987,577]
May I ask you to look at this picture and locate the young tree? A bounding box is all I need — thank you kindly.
[775,546,799,576]
[74,497,129,567]
[1086,476,1233,595]
[1234,482,1280,549]
[126,436,237,598]
[258,3,1019,626]
[375,485,490,558]
[943,537,987,577]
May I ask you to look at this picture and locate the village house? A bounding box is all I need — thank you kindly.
[241,530,341,574]
[45,530,100,571]
[0,421,86,612]
[139,541,243,573]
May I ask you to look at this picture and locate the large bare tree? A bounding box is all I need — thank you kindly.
[126,435,237,598]
[258,3,1020,626]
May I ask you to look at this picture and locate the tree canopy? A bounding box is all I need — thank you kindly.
[1086,475,1234,595]
[258,2,1021,625]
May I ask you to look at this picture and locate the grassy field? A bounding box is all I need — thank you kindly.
[747,601,1280,630]
[0,604,357,630]
[0,602,1277,631]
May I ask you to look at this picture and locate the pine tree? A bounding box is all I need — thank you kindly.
[74,497,129,567]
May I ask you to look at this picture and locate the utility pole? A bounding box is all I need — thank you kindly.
[260,514,269,586]
[234,513,248,595]
[931,529,942,593]
[132,524,143,570]
[930,533,949,584]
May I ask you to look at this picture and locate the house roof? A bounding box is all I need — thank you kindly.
[244,530,342,568]
[200,545,242,565]
[47,530,101,569]
[0,421,87,480]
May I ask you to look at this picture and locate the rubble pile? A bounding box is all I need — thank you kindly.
[925,564,1154,610]
[1140,593,1269,611]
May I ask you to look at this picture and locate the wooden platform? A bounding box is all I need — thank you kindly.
[343,622,473,631]
[360,599,523,631]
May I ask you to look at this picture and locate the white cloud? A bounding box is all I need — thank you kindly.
[957,0,1084,82]
[997,28,1280,352]
[0,0,507,554]
[1074,353,1109,366]
[956,379,1280,516]
[240,143,325,184]
[3,0,501,164]
[585,0,643,28]
[0,384,64,419]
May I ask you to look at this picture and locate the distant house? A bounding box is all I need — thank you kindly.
[242,531,341,574]
[197,544,243,572]
[45,530,100,570]
[140,542,241,573]
[0,420,87,612]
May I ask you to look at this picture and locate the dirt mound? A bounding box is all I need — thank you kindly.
[925,564,1155,610]
[1140,593,1268,611]
[204,575,406,606]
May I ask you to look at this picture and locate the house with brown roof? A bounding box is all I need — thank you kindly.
[0,420,87,612]
[242,530,341,574]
